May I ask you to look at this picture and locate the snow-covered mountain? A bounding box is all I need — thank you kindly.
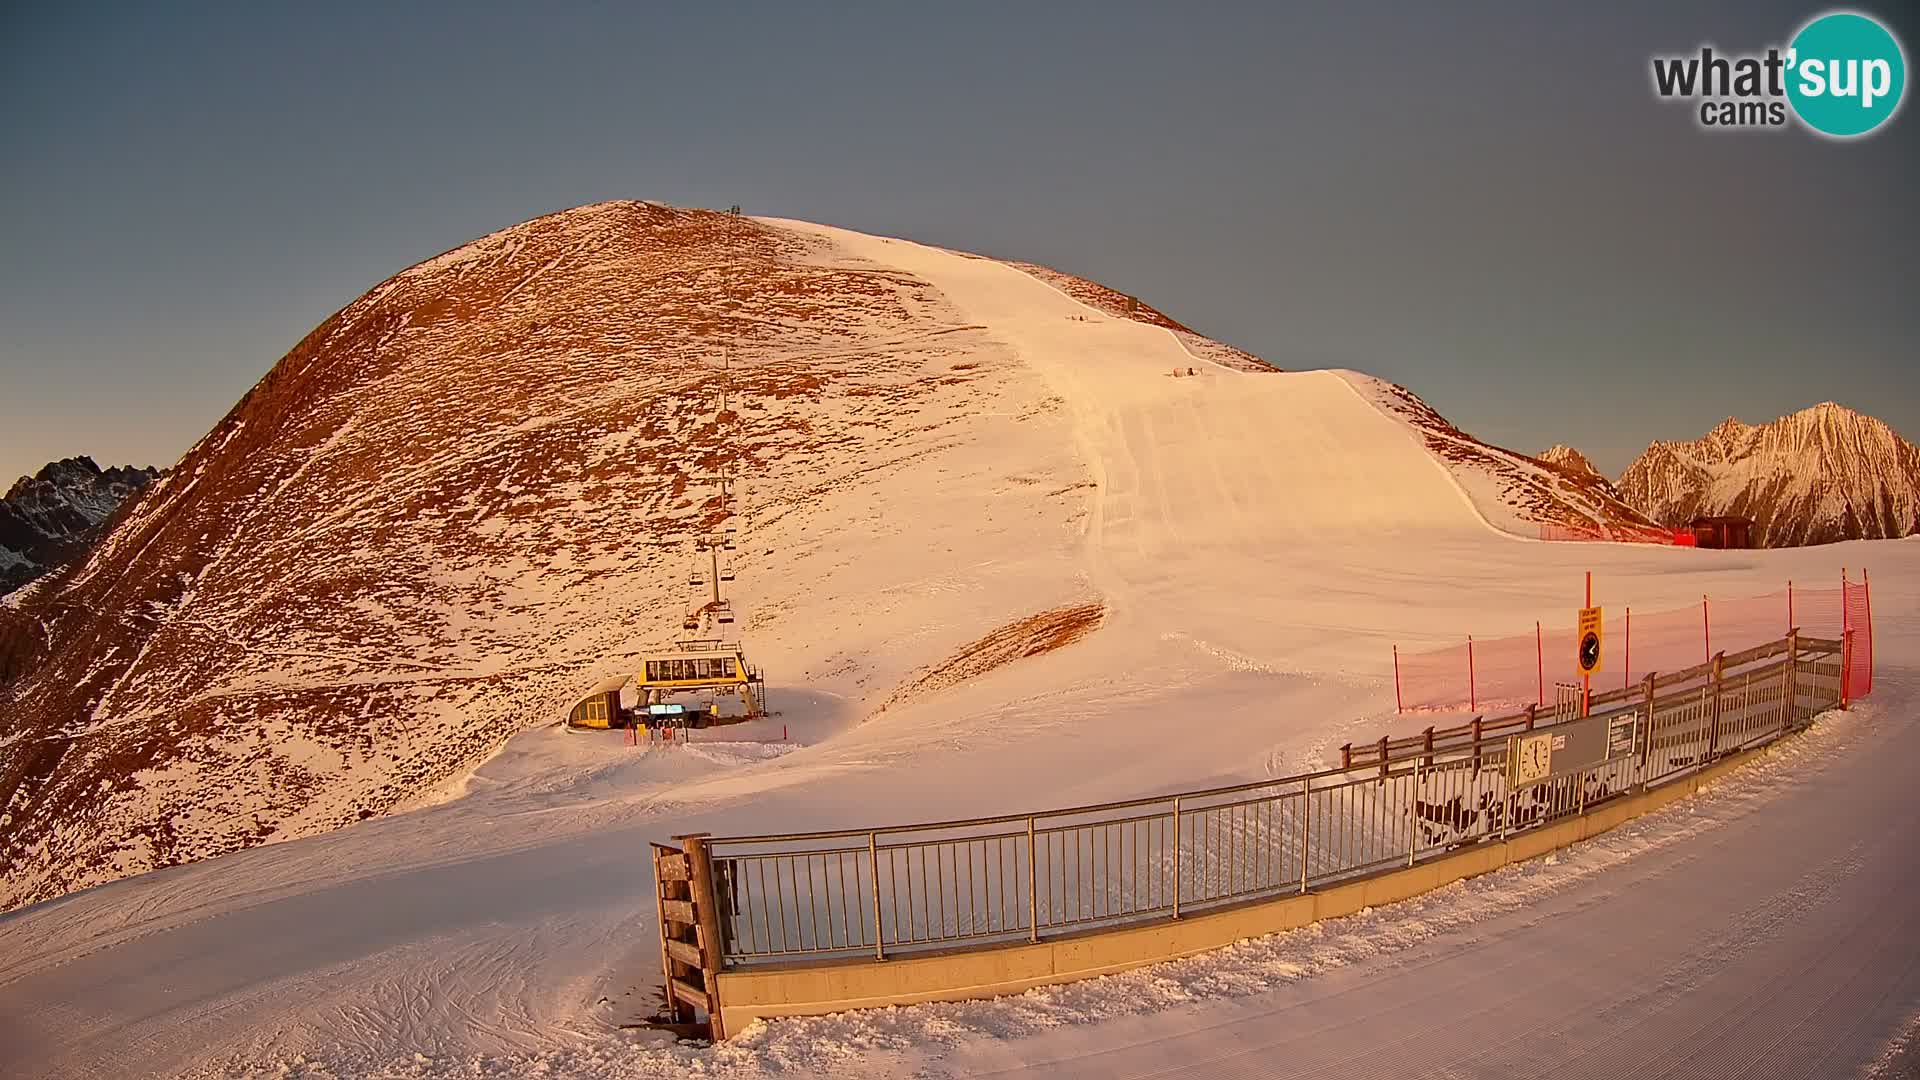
[1617,403,1920,546]
[1538,444,1599,479]
[0,201,1673,911]
[0,456,159,593]
[1355,390,1659,538]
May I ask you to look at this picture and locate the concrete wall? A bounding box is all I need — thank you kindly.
[715,744,1777,1036]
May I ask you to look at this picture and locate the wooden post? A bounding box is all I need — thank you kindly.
[678,833,728,1040]
[1422,726,1435,768]
[1524,704,1536,731]
[1378,735,1389,779]
[1471,715,1484,773]
[1340,743,1352,771]
[650,844,692,1026]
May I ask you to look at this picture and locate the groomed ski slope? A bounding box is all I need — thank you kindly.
[0,219,1915,1079]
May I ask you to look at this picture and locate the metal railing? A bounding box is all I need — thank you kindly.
[687,632,1848,969]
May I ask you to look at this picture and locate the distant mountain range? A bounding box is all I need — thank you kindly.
[1,457,160,593]
[1614,403,1920,546]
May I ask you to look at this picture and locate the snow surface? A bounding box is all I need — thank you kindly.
[2,221,1916,1078]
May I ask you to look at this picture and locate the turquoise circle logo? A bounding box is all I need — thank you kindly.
[1786,11,1907,137]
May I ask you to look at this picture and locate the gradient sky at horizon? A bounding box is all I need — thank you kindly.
[3,1,1915,482]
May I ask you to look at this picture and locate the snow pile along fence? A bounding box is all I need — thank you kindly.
[1392,571,1873,714]
[651,630,1852,1038]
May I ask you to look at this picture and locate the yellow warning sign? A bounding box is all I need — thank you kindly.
[1577,606,1603,676]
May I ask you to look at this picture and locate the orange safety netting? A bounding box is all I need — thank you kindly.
[1393,574,1875,713]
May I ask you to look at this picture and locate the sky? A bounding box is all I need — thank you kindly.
[2,1,1915,482]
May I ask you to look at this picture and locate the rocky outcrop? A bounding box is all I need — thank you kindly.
[1,457,160,593]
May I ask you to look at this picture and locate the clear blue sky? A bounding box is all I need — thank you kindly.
[2,2,1914,482]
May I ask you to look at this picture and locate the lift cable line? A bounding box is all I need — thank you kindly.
[568,347,768,730]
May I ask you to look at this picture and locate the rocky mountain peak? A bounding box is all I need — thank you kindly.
[1617,403,1920,546]
[1537,444,1601,478]
[1,456,161,593]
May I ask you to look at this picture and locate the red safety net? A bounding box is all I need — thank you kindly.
[1846,576,1873,699]
[1393,574,1875,713]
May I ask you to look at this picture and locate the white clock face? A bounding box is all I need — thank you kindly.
[1516,734,1552,783]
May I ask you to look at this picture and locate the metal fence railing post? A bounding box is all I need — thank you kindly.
[1299,781,1311,894]
[1840,629,1854,710]
[1172,797,1183,918]
[868,831,884,960]
[1786,630,1799,728]
[1408,756,1420,867]
[1026,816,1038,942]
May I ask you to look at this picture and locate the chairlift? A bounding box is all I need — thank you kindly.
[716,604,736,625]
[689,570,706,586]
[720,566,736,582]
[681,613,701,631]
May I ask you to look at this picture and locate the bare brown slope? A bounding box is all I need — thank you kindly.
[0,202,1089,909]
